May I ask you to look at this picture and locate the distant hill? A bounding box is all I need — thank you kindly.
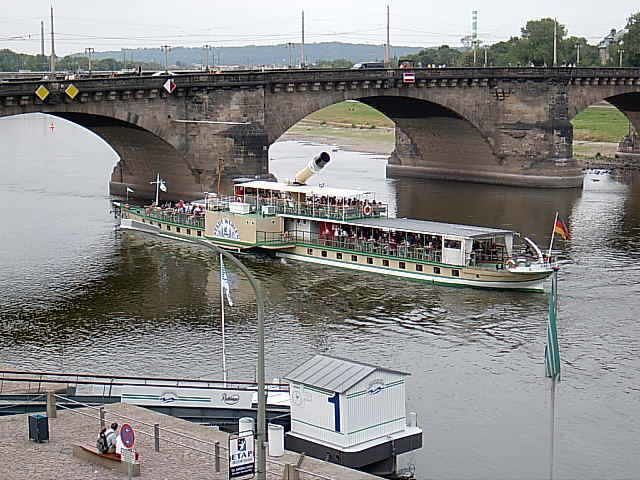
[81,42,424,67]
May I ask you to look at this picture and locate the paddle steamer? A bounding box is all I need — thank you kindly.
[118,152,554,292]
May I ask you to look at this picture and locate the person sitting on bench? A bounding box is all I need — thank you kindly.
[105,423,118,454]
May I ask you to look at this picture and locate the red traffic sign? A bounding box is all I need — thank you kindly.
[402,72,416,84]
[163,78,176,94]
[120,423,135,448]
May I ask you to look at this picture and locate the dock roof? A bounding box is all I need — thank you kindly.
[284,355,409,393]
[236,180,371,198]
[348,217,514,238]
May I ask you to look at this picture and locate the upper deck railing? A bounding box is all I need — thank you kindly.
[208,195,387,221]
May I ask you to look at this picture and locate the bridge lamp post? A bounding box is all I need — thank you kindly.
[575,43,580,66]
[619,41,624,67]
[161,45,172,72]
[203,44,211,71]
[85,47,94,75]
[195,239,267,480]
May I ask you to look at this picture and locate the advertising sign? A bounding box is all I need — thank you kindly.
[229,432,255,479]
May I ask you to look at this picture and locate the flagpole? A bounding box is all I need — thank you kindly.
[155,173,160,206]
[547,211,559,258]
[220,253,228,384]
[126,188,129,203]
[548,268,558,480]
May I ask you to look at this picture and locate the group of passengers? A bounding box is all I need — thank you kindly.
[156,200,204,216]
[318,224,441,254]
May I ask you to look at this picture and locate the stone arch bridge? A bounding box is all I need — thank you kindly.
[1,67,639,199]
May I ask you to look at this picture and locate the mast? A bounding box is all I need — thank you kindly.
[300,10,305,68]
[50,6,56,74]
[385,4,390,66]
[40,20,45,58]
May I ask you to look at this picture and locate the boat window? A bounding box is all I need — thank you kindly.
[197,231,202,237]
[187,229,191,235]
[167,225,171,231]
[416,264,423,272]
[322,250,327,257]
[351,255,358,262]
[383,259,389,267]
[336,252,343,259]
[434,266,441,274]
[452,269,460,277]
[444,239,461,249]
[399,262,406,269]
[307,248,313,255]
[367,257,373,264]
[176,227,181,233]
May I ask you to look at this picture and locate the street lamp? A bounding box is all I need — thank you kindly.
[203,44,211,71]
[575,43,580,66]
[85,47,94,75]
[619,41,624,67]
[194,239,267,480]
[161,45,172,72]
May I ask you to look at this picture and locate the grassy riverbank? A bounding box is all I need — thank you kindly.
[282,101,631,157]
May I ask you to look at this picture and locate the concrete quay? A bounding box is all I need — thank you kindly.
[0,401,382,480]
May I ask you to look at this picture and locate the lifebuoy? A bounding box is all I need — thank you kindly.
[363,204,373,216]
[235,196,243,202]
[506,259,516,268]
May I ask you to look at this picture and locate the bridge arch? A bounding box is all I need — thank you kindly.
[569,90,640,139]
[266,93,498,184]
[0,108,206,200]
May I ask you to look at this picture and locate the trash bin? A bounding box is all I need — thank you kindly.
[28,414,49,442]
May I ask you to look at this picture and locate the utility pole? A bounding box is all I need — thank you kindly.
[385,4,390,66]
[300,10,305,68]
[484,46,488,67]
[203,44,211,70]
[287,42,293,68]
[40,21,45,57]
[161,45,172,72]
[50,6,56,74]
[85,47,94,74]
[553,18,557,67]
[472,10,478,66]
[575,43,580,66]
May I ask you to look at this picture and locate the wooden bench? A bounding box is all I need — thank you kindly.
[72,445,141,477]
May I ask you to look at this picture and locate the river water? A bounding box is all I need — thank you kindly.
[1,113,639,479]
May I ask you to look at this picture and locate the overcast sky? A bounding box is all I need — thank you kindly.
[2,0,637,56]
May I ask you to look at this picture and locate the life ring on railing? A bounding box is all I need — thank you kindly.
[235,196,243,202]
[363,204,373,216]
[506,259,517,268]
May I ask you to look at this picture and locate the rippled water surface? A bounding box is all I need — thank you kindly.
[1,114,639,479]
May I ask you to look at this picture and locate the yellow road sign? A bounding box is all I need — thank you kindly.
[35,85,50,101]
[65,84,79,99]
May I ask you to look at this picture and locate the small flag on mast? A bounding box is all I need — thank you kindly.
[220,257,234,307]
[126,187,134,193]
[553,217,571,241]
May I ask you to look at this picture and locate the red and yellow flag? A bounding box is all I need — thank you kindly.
[554,218,571,240]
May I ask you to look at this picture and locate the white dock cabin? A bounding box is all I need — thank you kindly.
[284,355,419,452]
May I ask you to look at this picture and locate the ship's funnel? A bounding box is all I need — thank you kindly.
[293,152,331,185]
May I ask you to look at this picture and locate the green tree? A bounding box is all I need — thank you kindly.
[622,12,640,66]
[520,18,567,66]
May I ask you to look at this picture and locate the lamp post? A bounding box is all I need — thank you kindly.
[194,239,267,480]
[575,43,580,66]
[85,47,94,75]
[161,45,172,72]
[203,44,211,71]
[619,41,624,67]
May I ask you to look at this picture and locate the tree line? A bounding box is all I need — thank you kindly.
[0,49,161,72]
[406,15,640,68]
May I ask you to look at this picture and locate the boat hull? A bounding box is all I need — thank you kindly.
[276,250,549,292]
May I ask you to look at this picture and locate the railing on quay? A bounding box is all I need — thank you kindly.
[47,393,341,480]
[124,205,205,229]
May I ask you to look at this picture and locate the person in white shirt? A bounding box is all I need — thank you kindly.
[105,422,118,454]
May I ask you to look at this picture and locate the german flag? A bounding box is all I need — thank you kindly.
[554,217,571,240]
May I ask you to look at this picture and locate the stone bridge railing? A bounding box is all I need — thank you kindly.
[1,67,640,107]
